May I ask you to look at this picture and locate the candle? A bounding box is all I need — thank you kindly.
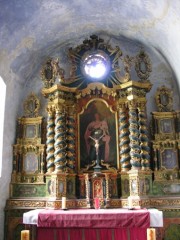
[62,197,66,209]
[128,197,133,208]
[21,230,30,240]
[94,198,100,209]
[147,228,156,240]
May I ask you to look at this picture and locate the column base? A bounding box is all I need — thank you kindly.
[127,196,151,208]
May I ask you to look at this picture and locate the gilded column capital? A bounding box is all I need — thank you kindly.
[117,101,128,110]
[54,104,64,113]
[128,100,137,110]
[46,105,55,115]
[137,101,147,110]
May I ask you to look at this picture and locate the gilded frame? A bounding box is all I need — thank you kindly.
[23,152,38,174]
[159,118,174,134]
[78,98,119,172]
[161,148,178,170]
[24,124,37,139]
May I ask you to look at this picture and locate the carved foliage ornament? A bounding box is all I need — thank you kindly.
[155,85,173,112]
[66,35,125,88]
[40,35,152,89]
[135,50,152,81]
[41,58,65,88]
[24,93,40,117]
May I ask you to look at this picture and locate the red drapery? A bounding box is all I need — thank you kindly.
[37,228,147,240]
[36,209,150,240]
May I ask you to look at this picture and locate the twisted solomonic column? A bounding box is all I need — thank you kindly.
[66,107,76,171]
[128,102,141,169]
[46,111,55,173]
[138,103,150,170]
[54,107,67,172]
[118,106,131,171]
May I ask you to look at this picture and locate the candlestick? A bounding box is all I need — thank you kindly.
[62,197,66,209]
[147,228,156,240]
[128,197,133,208]
[94,198,100,209]
[21,230,30,240]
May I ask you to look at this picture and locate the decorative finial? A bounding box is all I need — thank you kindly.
[23,92,40,117]
[135,49,152,81]
[41,58,65,88]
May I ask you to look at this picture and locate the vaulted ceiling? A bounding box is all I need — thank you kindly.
[0,2,180,237]
[0,0,180,93]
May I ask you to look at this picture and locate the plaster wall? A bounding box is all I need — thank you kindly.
[0,53,24,239]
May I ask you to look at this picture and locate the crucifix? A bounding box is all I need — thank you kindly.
[89,134,104,172]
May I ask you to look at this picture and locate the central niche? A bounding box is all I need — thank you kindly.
[79,99,118,171]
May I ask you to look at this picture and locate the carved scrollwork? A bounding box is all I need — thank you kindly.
[24,93,40,117]
[135,49,152,81]
[116,55,134,83]
[41,58,65,88]
[80,160,96,173]
[155,85,173,112]
[65,35,130,89]
[100,160,118,173]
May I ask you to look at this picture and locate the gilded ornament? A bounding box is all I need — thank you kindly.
[155,85,173,112]
[41,58,65,88]
[24,92,40,117]
[135,49,152,81]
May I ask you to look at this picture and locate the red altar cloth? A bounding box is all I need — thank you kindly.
[37,209,150,228]
[37,209,150,240]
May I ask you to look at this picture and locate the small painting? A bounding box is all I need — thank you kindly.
[160,93,169,106]
[24,152,38,173]
[25,125,36,138]
[160,119,173,133]
[161,149,177,169]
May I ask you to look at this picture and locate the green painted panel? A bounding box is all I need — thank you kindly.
[164,224,180,240]
[11,183,46,198]
[164,210,180,218]
[153,181,180,196]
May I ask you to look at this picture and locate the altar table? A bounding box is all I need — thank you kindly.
[23,208,163,240]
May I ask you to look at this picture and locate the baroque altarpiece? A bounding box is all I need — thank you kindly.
[5,35,180,240]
